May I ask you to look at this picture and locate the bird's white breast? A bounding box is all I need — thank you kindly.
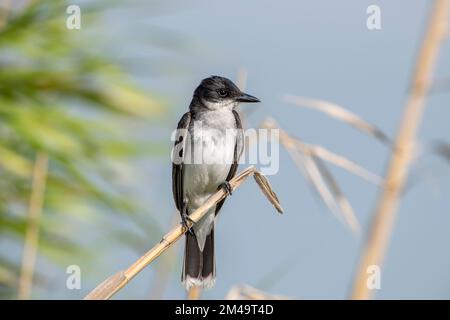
[183,108,237,209]
[182,107,239,250]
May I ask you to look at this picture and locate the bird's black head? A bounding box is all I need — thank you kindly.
[191,76,260,111]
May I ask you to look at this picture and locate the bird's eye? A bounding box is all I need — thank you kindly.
[218,89,228,97]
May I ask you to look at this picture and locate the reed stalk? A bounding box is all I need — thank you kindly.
[84,166,283,300]
[17,152,49,300]
[351,0,450,299]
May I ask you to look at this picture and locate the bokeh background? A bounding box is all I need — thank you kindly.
[1,0,450,299]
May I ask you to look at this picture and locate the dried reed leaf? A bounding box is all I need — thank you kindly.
[253,171,284,214]
[261,118,382,185]
[313,156,360,233]
[226,285,291,300]
[262,119,338,214]
[261,119,360,232]
[303,144,383,186]
[283,95,391,144]
[285,136,342,222]
[300,149,340,219]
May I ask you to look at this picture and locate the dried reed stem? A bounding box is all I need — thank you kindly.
[84,166,283,300]
[351,0,450,299]
[17,152,48,300]
[187,287,201,300]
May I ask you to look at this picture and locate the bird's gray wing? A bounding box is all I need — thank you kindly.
[172,111,192,213]
[215,109,243,215]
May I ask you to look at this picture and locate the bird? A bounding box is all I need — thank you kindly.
[172,76,260,290]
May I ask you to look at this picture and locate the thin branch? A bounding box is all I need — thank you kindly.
[351,0,450,299]
[84,166,283,300]
[17,152,48,300]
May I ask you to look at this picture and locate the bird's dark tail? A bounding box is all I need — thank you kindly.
[182,228,215,291]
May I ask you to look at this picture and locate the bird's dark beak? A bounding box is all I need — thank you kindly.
[236,92,260,103]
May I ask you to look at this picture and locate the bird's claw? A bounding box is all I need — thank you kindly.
[181,213,195,235]
[219,181,233,196]
[181,201,195,235]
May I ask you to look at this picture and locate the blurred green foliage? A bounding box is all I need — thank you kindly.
[0,0,167,297]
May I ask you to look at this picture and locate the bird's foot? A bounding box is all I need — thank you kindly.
[181,201,195,235]
[219,181,233,196]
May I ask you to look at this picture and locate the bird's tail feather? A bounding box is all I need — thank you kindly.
[182,229,215,291]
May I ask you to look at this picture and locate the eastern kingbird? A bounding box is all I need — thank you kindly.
[172,76,260,290]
